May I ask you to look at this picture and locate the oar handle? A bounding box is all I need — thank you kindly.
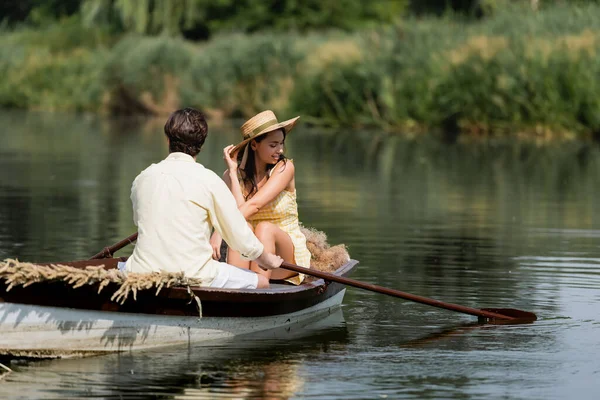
[281,261,516,321]
[89,232,138,260]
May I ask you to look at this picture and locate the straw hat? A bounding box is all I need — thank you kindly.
[230,110,300,156]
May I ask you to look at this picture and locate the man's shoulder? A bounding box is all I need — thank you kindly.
[133,162,158,181]
[134,158,223,187]
[182,161,221,180]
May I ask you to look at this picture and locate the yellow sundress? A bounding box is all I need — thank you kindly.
[247,188,311,285]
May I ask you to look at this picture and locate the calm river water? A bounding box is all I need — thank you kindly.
[0,110,599,399]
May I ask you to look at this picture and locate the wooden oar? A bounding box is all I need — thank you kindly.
[281,262,537,322]
[89,232,138,260]
[89,233,537,322]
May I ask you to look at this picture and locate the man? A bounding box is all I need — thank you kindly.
[124,108,282,289]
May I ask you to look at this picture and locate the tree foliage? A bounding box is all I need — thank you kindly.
[3,0,600,39]
[203,0,408,33]
[81,0,204,36]
[0,0,81,26]
[80,0,409,38]
[2,0,408,39]
[409,0,600,17]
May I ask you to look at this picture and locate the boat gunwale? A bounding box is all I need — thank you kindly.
[0,259,359,317]
[28,258,359,298]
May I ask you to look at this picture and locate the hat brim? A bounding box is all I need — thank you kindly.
[229,116,300,157]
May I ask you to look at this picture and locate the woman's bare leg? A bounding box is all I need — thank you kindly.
[226,223,253,269]
[251,221,298,281]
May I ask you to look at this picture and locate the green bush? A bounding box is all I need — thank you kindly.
[182,33,304,117]
[0,41,105,111]
[293,3,600,136]
[101,35,194,113]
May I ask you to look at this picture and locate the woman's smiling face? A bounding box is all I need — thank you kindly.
[252,130,285,165]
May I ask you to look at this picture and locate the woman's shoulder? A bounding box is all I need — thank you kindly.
[271,159,295,176]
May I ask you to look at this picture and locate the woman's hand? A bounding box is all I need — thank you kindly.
[210,231,223,260]
[223,145,239,171]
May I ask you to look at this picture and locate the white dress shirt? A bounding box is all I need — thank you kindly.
[124,152,264,284]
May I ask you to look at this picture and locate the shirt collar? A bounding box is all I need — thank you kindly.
[166,152,196,162]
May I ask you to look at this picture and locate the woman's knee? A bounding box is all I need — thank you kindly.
[254,221,275,240]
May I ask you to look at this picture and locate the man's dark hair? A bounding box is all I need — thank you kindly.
[164,108,208,157]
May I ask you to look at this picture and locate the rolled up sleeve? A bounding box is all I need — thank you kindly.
[208,179,264,261]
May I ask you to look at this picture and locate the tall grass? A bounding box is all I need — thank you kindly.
[101,35,193,114]
[2,4,600,137]
[181,33,305,118]
[290,3,600,136]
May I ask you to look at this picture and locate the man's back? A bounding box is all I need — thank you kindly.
[125,152,262,283]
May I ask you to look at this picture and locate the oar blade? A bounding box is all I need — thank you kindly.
[480,308,538,323]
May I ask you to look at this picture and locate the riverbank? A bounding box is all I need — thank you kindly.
[1,4,600,139]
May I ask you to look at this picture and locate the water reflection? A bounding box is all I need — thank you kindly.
[1,310,348,399]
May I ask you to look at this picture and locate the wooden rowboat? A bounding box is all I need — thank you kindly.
[0,258,358,359]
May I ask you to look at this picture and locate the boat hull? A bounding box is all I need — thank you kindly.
[0,259,358,358]
[0,290,345,358]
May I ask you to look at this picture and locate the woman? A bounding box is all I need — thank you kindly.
[210,110,311,284]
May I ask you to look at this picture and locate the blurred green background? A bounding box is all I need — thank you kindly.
[2,0,600,138]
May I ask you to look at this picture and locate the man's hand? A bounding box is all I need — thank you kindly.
[255,251,283,270]
[209,231,223,260]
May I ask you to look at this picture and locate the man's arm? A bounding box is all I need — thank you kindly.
[206,180,282,270]
[207,178,263,260]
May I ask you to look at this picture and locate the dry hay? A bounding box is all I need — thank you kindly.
[0,259,203,309]
[301,226,350,276]
[0,228,349,297]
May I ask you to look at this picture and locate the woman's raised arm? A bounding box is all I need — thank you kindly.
[222,145,246,207]
[239,161,294,219]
